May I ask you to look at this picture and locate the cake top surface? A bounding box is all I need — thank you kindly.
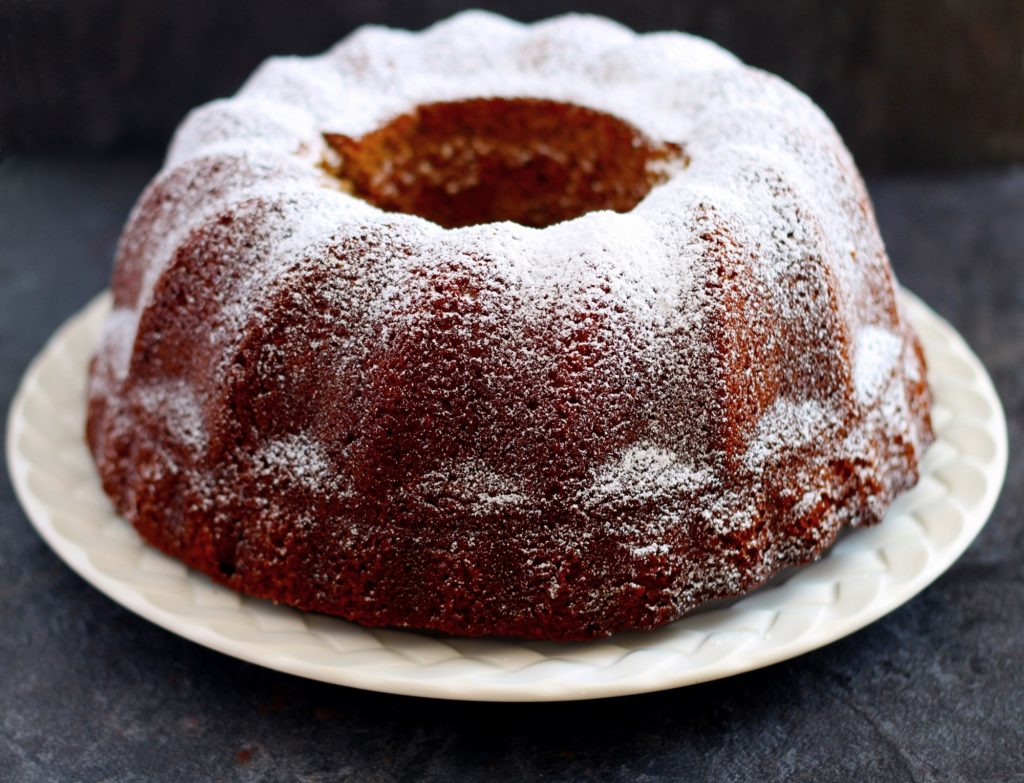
[162,11,869,292]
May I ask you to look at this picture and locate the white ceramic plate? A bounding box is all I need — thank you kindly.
[7,289,1007,701]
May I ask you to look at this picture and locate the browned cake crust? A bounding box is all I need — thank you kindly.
[86,13,933,641]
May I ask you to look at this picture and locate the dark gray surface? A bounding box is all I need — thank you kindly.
[4,0,1024,170]
[0,156,1022,782]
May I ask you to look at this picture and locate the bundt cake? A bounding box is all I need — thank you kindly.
[86,11,933,641]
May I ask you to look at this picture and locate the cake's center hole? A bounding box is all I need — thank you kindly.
[323,98,686,229]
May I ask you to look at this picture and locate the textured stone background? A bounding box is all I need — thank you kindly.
[2,0,1024,169]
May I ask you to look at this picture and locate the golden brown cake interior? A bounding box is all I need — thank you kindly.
[324,98,685,228]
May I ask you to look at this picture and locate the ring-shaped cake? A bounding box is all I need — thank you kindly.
[87,12,932,640]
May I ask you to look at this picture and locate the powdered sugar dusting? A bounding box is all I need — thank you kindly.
[256,433,333,488]
[87,11,933,638]
[745,399,830,470]
[854,326,904,404]
[414,459,529,515]
[135,380,207,453]
[585,443,715,505]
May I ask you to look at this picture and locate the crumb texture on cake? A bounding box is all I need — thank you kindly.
[87,11,933,640]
